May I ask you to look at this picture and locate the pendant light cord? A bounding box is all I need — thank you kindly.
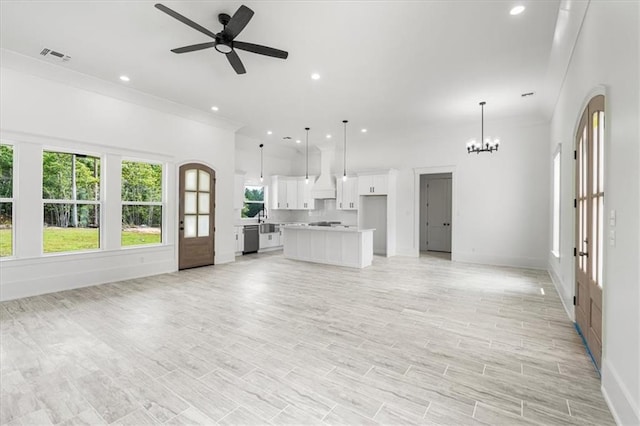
[480,101,485,146]
[305,127,310,181]
[259,143,264,181]
[343,120,348,178]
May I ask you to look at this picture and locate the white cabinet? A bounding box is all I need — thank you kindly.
[234,226,244,254]
[296,179,315,210]
[234,174,245,210]
[336,176,358,210]
[271,176,315,210]
[271,176,288,210]
[286,179,297,209]
[358,174,388,195]
[259,232,280,249]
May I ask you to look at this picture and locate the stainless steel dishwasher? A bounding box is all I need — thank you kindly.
[243,225,259,254]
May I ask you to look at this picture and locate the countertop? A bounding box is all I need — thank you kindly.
[282,225,374,233]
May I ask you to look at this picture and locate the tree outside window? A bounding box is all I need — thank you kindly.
[42,151,101,253]
[242,186,264,218]
[121,160,163,246]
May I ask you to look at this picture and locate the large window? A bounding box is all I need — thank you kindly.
[0,144,14,257]
[121,160,163,246]
[552,148,561,257]
[42,151,101,253]
[242,185,264,218]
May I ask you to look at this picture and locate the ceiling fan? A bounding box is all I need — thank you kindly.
[155,3,288,74]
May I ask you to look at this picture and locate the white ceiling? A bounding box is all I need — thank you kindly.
[0,1,564,149]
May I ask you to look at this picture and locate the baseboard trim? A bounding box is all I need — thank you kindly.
[0,260,175,301]
[216,252,235,264]
[547,259,574,321]
[601,358,640,426]
[453,252,546,269]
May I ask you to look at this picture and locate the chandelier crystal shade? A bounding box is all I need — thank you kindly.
[467,101,500,154]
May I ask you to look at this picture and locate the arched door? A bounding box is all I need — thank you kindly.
[574,95,605,368]
[179,163,215,270]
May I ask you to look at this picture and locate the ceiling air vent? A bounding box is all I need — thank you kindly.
[40,47,71,62]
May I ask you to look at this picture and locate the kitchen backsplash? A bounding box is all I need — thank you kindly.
[268,199,357,226]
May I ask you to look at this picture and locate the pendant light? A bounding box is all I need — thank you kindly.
[305,127,310,184]
[259,143,264,182]
[342,120,348,181]
[466,101,500,154]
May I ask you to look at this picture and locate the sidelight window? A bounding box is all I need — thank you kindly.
[552,148,561,257]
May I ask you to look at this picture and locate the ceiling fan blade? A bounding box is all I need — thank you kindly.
[155,4,218,39]
[226,50,246,74]
[223,5,254,40]
[171,42,216,54]
[233,41,288,59]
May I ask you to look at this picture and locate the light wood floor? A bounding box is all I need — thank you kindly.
[1,252,615,425]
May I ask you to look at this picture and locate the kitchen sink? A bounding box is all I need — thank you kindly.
[259,223,278,233]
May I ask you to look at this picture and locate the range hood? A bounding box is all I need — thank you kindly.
[311,146,336,199]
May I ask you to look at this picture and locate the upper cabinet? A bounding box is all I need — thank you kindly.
[270,176,315,210]
[234,174,245,210]
[336,176,358,210]
[297,179,315,210]
[286,179,298,209]
[358,173,389,195]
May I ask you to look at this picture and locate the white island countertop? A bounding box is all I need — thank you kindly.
[282,225,374,233]
[282,226,375,268]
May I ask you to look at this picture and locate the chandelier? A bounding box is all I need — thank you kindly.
[467,101,500,154]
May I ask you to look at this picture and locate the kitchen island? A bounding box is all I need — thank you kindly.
[282,225,374,268]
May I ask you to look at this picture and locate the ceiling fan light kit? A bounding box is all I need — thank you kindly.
[467,101,500,154]
[155,3,288,75]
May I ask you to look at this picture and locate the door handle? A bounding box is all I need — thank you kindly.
[579,251,589,257]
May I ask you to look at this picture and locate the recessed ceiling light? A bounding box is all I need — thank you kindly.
[361,128,368,133]
[267,131,273,135]
[326,134,332,139]
[510,5,525,15]
[311,73,320,80]
[119,75,130,82]
[296,139,301,144]
[211,106,219,111]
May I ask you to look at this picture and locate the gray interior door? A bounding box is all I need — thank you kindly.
[426,178,451,252]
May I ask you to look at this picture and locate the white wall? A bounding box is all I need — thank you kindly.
[548,2,640,424]
[327,119,550,267]
[0,61,237,301]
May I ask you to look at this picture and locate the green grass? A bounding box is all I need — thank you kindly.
[121,228,161,246]
[44,227,100,253]
[0,227,161,256]
[0,228,12,257]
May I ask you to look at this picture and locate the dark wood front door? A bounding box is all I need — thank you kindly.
[179,163,215,270]
[575,95,605,368]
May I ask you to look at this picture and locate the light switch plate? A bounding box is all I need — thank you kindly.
[609,209,616,226]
